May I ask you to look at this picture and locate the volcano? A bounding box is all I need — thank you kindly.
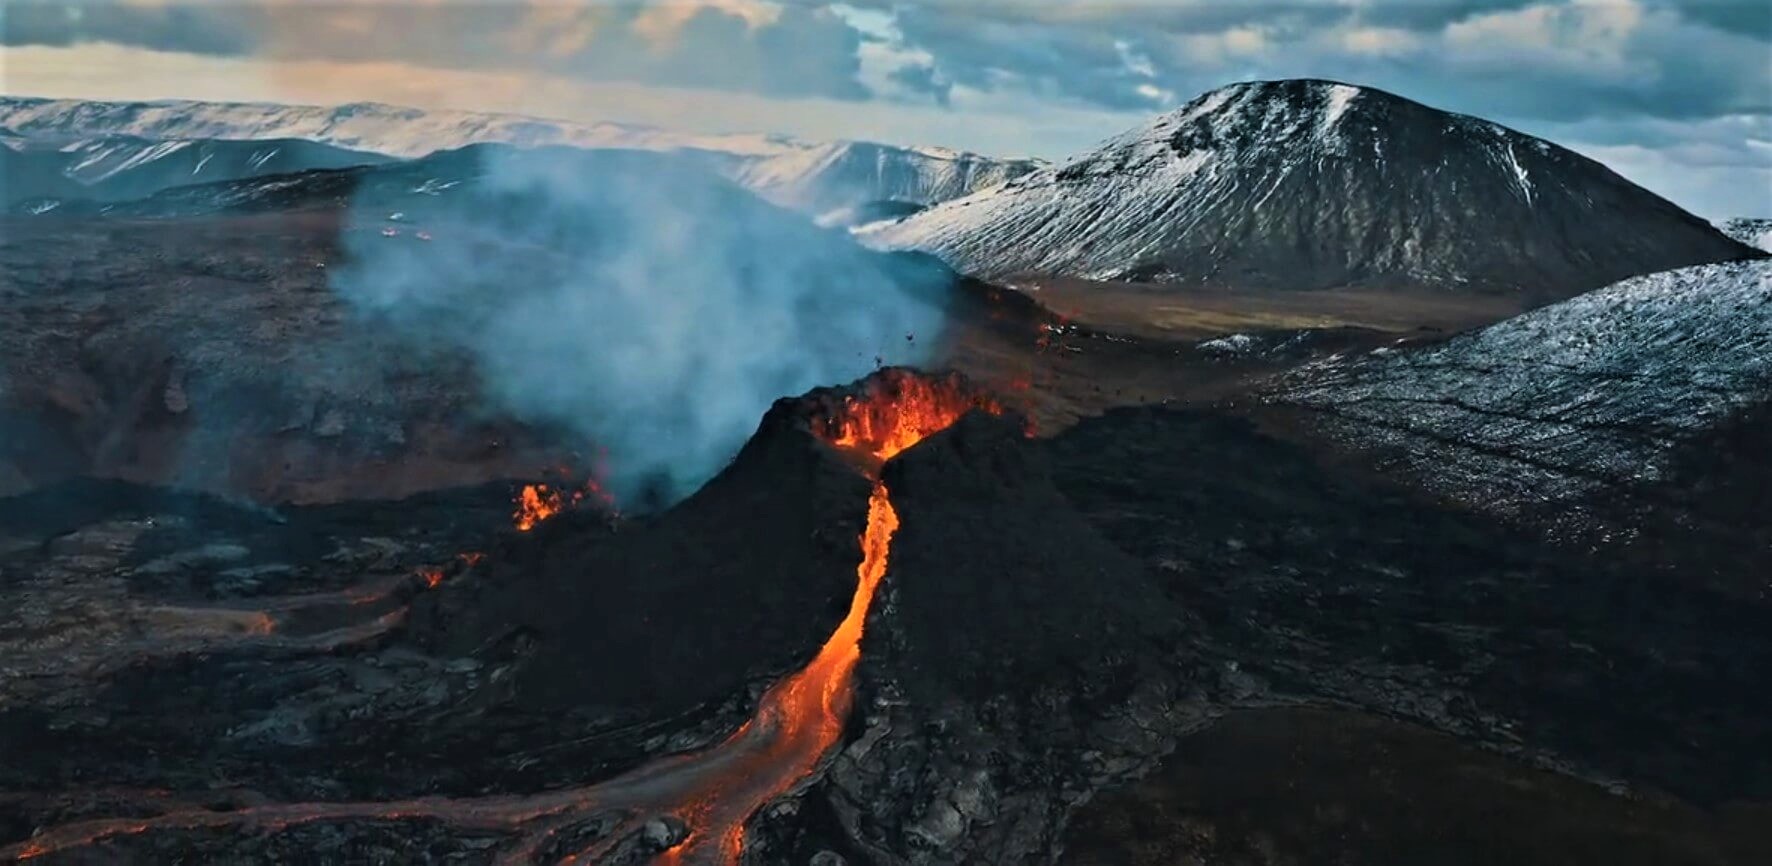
[863,79,1761,299]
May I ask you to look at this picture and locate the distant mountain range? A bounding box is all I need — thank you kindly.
[0,96,1039,215]
[0,133,392,211]
[863,79,1760,299]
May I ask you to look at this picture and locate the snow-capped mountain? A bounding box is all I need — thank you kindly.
[864,79,1760,297]
[1720,218,1772,253]
[0,96,1034,212]
[0,133,389,207]
[727,139,1040,214]
[1274,257,1772,514]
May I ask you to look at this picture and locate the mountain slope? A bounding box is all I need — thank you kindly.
[1272,257,1772,517]
[864,79,1760,297]
[728,140,1040,213]
[1720,217,1772,252]
[0,96,1032,212]
[1,134,390,208]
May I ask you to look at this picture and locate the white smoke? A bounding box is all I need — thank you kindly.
[330,146,950,505]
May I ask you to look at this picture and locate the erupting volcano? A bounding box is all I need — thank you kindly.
[0,370,999,866]
[651,369,999,863]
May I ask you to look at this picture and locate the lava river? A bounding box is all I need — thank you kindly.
[3,372,994,866]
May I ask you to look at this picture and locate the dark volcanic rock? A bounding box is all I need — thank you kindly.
[410,394,875,719]
[1043,406,1772,806]
[867,79,1762,299]
[803,410,1193,865]
[1064,708,1772,866]
[876,411,1176,702]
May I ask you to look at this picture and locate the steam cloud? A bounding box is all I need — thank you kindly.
[330,146,950,505]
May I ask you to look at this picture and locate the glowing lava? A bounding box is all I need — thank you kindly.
[821,369,1000,462]
[514,476,617,531]
[1,373,995,866]
[653,372,994,863]
[514,484,564,531]
[655,481,899,863]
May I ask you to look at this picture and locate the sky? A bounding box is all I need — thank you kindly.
[1,0,1768,218]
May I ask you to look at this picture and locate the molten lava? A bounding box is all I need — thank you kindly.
[821,369,1001,463]
[651,372,991,863]
[514,484,564,531]
[514,473,617,531]
[2,372,994,866]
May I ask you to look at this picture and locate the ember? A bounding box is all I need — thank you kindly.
[416,567,445,589]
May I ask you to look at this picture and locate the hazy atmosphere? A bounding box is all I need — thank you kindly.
[3,0,1768,217]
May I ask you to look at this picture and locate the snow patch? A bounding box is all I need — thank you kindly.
[1319,84,1360,141]
[1198,333,1255,356]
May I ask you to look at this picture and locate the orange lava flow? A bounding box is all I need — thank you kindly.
[2,375,985,866]
[657,374,988,864]
[657,481,899,864]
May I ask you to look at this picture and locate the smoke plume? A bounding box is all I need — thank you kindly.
[330,145,950,505]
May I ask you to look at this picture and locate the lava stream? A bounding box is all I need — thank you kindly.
[3,372,989,866]
[2,486,903,865]
[657,481,899,864]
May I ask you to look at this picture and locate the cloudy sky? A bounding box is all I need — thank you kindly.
[2,1,1768,217]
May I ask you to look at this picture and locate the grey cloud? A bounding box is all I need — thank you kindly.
[1,2,872,102]
[881,1,1769,124]
[1351,1,1541,31]
[888,63,954,106]
[1654,1,1772,40]
[0,1,259,56]
[892,9,1175,110]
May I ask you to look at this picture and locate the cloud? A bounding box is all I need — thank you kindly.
[0,0,260,56]
[886,63,952,106]
[2,1,1766,218]
[4,2,1764,122]
[868,0,1768,124]
[1653,0,1772,39]
[2,1,874,101]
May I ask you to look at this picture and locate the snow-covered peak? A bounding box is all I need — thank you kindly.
[865,79,1752,295]
[1036,79,1528,187]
